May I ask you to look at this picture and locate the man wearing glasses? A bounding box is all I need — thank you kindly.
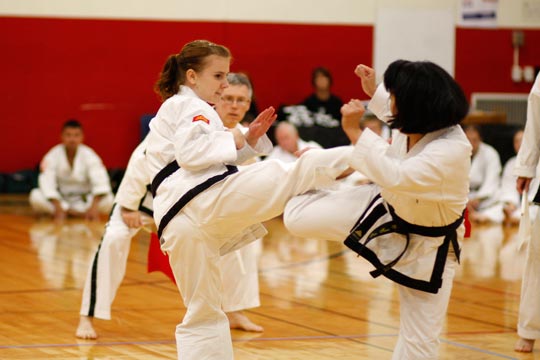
[213,72,269,332]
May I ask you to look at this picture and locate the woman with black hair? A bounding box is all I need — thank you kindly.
[284,60,471,359]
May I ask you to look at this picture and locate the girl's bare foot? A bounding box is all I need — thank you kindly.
[226,311,263,332]
[76,315,97,339]
[515,337,535,352]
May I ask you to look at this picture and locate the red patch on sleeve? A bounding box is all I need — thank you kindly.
[192,114,210,124]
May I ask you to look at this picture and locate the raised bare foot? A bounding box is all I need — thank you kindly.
[515,337,535,352]
[76,315,97,339]
[226,311,264,332]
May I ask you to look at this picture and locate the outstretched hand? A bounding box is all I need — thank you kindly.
[245,106,277,148]
[354,64,377,98]
[341,99,365,145]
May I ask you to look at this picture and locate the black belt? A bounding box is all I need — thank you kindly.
[344,194,463,293]
[533,184,540,205]
[137,185,154,217]
[154,163,238,240]
[151,161,180,197]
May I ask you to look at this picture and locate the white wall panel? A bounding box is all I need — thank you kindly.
[0,0,375,24]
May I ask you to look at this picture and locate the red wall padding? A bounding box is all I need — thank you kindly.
[1,17,539,172]
[455,28,540,99]
[0,17,372,172]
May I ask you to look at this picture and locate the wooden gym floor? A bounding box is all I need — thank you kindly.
[0,194,538,359]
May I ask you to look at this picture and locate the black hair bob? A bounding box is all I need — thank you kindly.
[383,60,469,134]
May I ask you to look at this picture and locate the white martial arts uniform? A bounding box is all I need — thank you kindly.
[80,133,265,321]
[29,143,114,215]
[514,72,540,342]
[219,129,267,314]
[284,84,471,360]
[469,142,503,223]
[145,85,351,360]
[79,139,154,320]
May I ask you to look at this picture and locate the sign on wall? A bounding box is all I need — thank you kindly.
[459,0,499,28]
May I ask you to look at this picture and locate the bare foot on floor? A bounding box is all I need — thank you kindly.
[76,315,97,339]
[226,311,264,332]
[515,337,535,352]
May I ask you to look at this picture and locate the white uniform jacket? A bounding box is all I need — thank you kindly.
[346,84,471,293]
[357,85,472,227]
[146,86,272,231]
[501,157,540,207]
[515,73,540,179]
[38,143,111,200]
[114,137,153,214]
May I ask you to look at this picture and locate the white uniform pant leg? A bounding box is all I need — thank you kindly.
[220,240,261,312]
[283,185,380,241]
[29,188,68,214]
[79,205,145,319]
[391,260,456,360]
[517,208,540,340]
[160,214,232,360]
[200,146,354,241]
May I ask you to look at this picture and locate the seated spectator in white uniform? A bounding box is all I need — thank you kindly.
[464,125,503,223]
[29,120,114,221]
[500,129,540,225]
[265,122,322,162]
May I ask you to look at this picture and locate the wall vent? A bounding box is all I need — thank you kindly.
[471,93,528,125]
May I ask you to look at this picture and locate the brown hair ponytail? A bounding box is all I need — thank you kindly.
[154,40,231,101]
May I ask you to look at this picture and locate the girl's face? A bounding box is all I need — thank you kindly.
[189,55,230,105]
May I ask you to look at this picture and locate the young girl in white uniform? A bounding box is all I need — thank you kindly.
[284,60,471,360]
[145,40,352,360]
[76,72,277,339]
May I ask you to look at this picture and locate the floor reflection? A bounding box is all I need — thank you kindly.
[28,219,104,289]
[260,217,330,299]
[457,224,526,281]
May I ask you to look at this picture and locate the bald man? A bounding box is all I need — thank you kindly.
[266,122,322,162]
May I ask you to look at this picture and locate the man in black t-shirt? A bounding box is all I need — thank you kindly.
[278,67,349,148]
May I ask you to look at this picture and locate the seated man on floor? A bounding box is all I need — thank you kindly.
[29,119,113,221]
